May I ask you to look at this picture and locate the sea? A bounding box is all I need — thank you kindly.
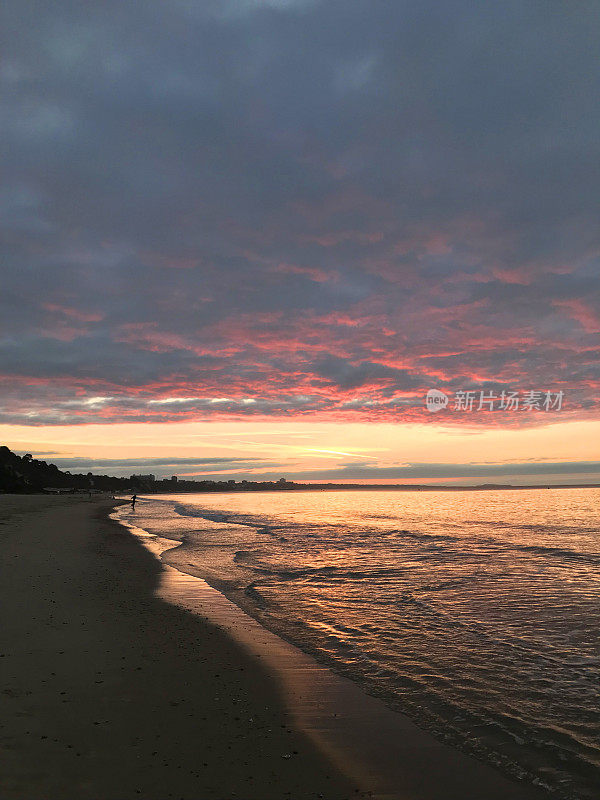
[114,488,600,799]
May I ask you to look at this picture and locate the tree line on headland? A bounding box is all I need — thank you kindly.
[0,446,298,494]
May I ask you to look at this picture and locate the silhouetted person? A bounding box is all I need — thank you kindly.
[131,494,137,510]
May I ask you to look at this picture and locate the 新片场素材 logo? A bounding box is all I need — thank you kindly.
[424,388,564,413]
[425,389,449,413]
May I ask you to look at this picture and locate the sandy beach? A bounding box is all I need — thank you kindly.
[0,495,548,800]
[0,495,359,799]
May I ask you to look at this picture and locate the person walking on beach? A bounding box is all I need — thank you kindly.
[131,494,137,510]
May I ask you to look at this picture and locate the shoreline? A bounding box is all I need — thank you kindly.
[114,501,549,800]
[0,494,360,799]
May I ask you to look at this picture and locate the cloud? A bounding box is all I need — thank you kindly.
[289,461,600,481]
[1,1,599,425]
[22,450,600,483]
[39,455,281,478]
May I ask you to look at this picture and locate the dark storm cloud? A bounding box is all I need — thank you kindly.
[1,0,599,423]
[311,356,422,391]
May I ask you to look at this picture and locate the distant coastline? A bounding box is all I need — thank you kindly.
[2,445,599,494]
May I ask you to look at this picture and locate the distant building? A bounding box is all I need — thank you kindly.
[130,473,156,482]
[278,477,287,484]
[171,476,178,482]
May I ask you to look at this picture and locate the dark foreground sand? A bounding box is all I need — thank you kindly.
[0,495,547,800]
[0,495,359,799]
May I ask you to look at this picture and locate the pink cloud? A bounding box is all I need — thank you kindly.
[269,262,336,283]
[43,303,104,322]
[553,299,600,333]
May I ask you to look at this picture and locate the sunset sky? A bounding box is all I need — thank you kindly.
[2,1,599,484]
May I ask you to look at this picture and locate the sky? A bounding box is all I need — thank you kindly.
[1,1,599,484]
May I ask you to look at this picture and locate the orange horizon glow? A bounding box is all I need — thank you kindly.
[2,417,600,485]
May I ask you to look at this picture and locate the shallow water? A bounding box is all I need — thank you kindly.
[116,488,600,799]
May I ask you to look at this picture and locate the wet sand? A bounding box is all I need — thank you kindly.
[0,495,359,799]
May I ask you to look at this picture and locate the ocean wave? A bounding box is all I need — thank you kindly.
[173,503,230,523]
[512,543,600,564]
